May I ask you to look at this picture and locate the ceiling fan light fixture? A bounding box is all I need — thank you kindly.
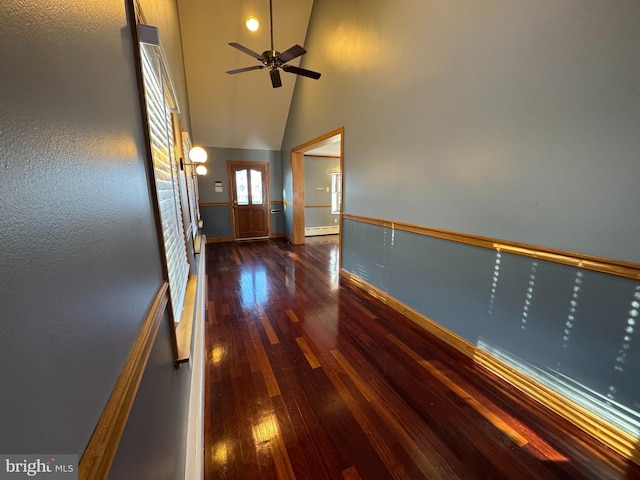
[245,16,259,32]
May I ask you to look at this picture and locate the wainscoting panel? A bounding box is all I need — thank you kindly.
[200,204,232,240]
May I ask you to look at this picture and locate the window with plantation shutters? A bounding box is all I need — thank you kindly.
[140,43,189,321]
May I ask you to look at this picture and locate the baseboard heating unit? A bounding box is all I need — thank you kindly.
[305,225,339,236]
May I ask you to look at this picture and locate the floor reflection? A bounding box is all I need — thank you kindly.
[608,285,640,401]
[239,266,268,308]
[488,251,502,315]
[560,271,584,355]
[520,261,538,331]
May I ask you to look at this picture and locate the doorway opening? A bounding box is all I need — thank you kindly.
[290,127,344,245]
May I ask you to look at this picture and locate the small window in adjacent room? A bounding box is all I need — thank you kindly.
[331,172,342,214]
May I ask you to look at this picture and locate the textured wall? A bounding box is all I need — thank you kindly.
[0,0,162,453]
[0,0,192,473]
[283,0,640,263]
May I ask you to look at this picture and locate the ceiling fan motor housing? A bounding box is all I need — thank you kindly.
[262,50,280,69]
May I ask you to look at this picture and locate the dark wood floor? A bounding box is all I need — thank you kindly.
[205,237,640,479]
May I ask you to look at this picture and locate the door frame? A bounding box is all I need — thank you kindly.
[227,160,271,240]
[290,127,344,245]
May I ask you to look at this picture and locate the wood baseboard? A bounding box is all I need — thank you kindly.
[340,268,640,466]
[473,349,639,464]
[206,236,234,243]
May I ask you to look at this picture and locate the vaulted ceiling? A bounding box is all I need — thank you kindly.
[178,0,316,152]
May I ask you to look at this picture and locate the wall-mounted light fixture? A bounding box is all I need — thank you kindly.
[180,146,208,175]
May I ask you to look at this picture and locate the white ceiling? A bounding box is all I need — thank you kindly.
[178,0,315,152]
[305,134,341,157]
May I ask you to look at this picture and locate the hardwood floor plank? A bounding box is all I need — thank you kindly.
[341,466,361,480]
[265,333,341,479]
[260,309,281,345]
[247,322,281,397]
[329,348,471,479]
[248,370,279,480]
[296,366,391,479]
[386,332,530,447]
[339,327,557,479]
[270,394,316,480]
[320,352,419,480]
[286,309,300,323]
[216,366,242,479]
[295,337,321,369]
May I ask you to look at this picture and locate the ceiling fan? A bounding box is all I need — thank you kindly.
[225,0,321,88]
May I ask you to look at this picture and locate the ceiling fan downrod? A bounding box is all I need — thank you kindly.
[269,0,275,53]
[265,0,279,70]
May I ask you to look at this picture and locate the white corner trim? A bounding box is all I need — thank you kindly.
[184,236,206,480]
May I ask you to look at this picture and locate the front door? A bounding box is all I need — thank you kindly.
[228,161,270,239]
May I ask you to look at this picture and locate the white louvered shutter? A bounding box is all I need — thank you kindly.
[140,46,189,320]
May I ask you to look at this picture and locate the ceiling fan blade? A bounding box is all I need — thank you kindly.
[270,69,282,88]
[282,64,321,80]
[276,44,306,64]
[226,65,265,74]
[228,42,264,62]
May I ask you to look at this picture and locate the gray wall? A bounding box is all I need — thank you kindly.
[198,147,283,238]
[281,0,640,437]
[0,0,192,475]
[304,155,340,229]
[283,0,640,263]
